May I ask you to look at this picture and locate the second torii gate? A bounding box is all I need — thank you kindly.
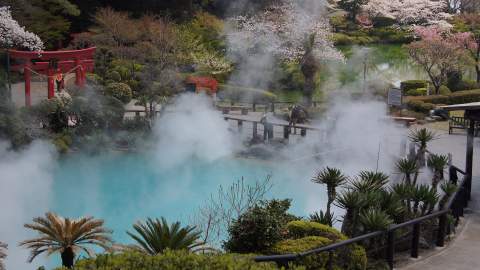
[9,47,96,107]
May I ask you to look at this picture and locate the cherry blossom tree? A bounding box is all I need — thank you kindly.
[362,0,452,28]
[407,26,470,94]
[228,0,343,106]
[454,14,480,83]
[0,6,43,51]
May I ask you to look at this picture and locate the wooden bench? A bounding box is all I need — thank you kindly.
[449,116,480,136]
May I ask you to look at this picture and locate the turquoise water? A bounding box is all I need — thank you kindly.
[51,152,323,246]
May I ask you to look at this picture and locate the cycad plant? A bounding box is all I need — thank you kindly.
[408,128,436,166]
[127,217,203,255]
[20,212,112,269]
[391,182,415,215]
[396,158,419,185]
[312,167,348,225]
[411,184,438,216]
[439,181,458,209]
[359,209,393,232]
[378,190,406,223]
[309,210,335,226]
[427,154,449,191]
[350,171,389,193]
[335,190,364,237]
[0,242,6,270]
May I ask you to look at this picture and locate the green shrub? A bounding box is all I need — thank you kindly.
[401,80,428,93]
[106,70,121,82]
[406,100,435,113]
[224,199,297,253]
[409,89,480,105]
[405,88,427,96]
[286,221,347,241]
[439,85,452,95]
[55,250,291,270]
[330,15,350,32]
[271,236,367,270]
[452,80,480,92]
[369,27,413,43]
[105,82,133,103]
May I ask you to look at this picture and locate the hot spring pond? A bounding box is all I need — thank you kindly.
[51,152,325,245]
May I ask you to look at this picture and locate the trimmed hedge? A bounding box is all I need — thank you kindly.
[405,88,427,96]
[105,82,133,104]
[408,89,480,105]
[400,80,428,93]
[55,250,294,270]
[286,221,347,241]
[406,100,435,113]
[271,221,367,270]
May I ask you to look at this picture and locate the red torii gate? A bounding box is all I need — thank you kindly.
[9,47,96,107]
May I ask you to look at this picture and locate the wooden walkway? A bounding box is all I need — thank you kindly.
[223,113,319,141]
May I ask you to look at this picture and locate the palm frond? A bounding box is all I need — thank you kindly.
[127,217,203,255]
[312,167,348,188]
[20,212,112,263]
[359,209,393,232]
[408,128,437,148]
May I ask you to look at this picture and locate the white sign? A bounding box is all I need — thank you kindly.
[388,88,402,107]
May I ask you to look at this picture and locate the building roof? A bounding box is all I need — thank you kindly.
[440,102,480,111]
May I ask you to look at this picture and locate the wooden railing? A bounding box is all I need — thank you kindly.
[254,166,470,269]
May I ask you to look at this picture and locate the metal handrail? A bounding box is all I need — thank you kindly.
[254,166,470,269]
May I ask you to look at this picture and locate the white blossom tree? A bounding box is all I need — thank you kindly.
[362,0,452,28]
[0,6,44,51]
[228,0,343,106]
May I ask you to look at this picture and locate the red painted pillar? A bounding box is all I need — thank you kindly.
[80,65,86,87]
[24,62,31,107]
[75,58,82,86]
[47,68,55,99]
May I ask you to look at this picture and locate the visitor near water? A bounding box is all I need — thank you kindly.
[1,0,480,270]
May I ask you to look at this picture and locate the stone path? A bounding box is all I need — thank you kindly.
[400,129,480,270]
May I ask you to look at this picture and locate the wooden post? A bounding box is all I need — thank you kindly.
[283,126,290,140]
[238,120,243,131]
[75,58,82,86]
[436,213,447,247]
[271,103,275,113]
[386,231,395,270]
[327,251,334,270]
[466,119,475,201]
[301,128,307,137]
[411,223,420,258]
[268,124,274,140]
[47,69,55,99]
[253,122,258,138]
[253,103,256,112]
[241,108,248,115]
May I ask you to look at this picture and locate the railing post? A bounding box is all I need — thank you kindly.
[327,251,334,270]
[271,102,275,113]
[436,213,447,247]
[449,166,458,185]
[386,231,395,270]
[300,128,307,137]
[253,103,256,112]
[253,122,258,138]
[238,120,243,131]
[283,126,290,140]
[411,223,420,258]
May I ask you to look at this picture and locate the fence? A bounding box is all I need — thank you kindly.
[255,165,470,269]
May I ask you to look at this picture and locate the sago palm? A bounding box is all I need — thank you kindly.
[427,154,449,191]
[379,190,405,223]
[312,167,348,222]
[391,182,415,215]
[396,158,419,185]
[351,171,389,192]
[0,242,6,270]
[439,181,458,209]
[408,128,437,166]
[335,190,364,236]
[20,212,112,269]
[359,209,393,232]
[309,210,335,226]
[127,217,203,255]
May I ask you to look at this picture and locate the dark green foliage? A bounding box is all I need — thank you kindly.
[439,181,457,209]
[286,221,346,241]
[0,100,31,148]
[335,190,364,236]
[312,167,348,225]
[4,0,80,49]
[223,199,297,253]
[405,88,427,96]
[337,0,369,20]
[55,250,284,270]
[396,158,419,184]
[127,217,202,255]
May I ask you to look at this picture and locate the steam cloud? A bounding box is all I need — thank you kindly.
[0,141,56,270]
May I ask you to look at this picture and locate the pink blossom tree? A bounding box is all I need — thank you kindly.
[363,0,452,28]
[454,14,480,83]
[407,26,470,94]
[0,6,43,51]
[228,0,343,106]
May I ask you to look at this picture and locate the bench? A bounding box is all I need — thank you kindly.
[449,116,480,136]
